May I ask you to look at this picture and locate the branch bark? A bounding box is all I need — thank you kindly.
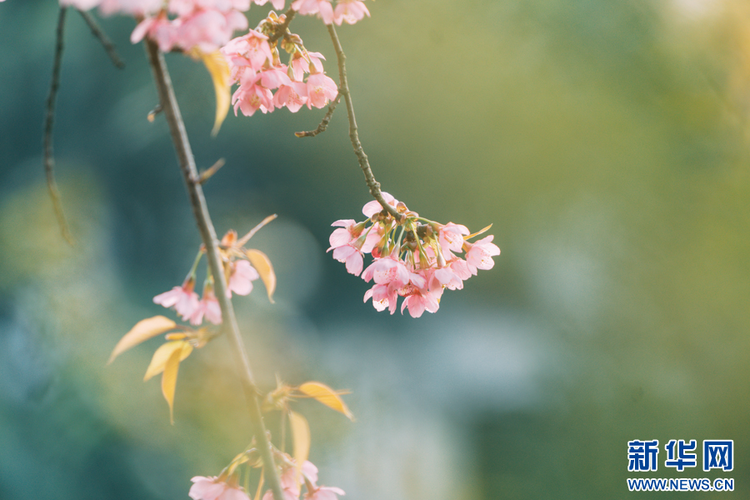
[144,39,285,500]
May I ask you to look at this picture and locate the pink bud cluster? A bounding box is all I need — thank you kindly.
[153,231,261,325]
[222,19,338,116]
[329,193,500,318]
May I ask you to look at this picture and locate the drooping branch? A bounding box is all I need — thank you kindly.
[44,6,75,246]
[327,24,403,221]
[295,94,340,137]
[77,9,125,69]
[144,39,286,500]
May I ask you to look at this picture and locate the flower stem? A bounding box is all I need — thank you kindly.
[326,24,403,222]
[144,39,285,500]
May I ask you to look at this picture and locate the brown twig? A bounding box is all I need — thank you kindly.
[326,25,403,221]
[77,9,125,69]
[295,94,340,137]
[44,6,75,246]
[144,39,285,500]
[196,158,225,184]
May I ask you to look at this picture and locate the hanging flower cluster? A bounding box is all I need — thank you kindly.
[329,193,500,318]
[153,217,276,326]
[190,458,344,500]
[59,0,251,53]
[60,0,370,55]
[221,13,338,116]
[188,380,352,500]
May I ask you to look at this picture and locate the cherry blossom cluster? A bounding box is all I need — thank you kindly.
[221,13,338,116]
[153,229,264,326]
[60,0,370,54]
[59,0,256,53]
[190,457,344,500]
[329,193,500,318]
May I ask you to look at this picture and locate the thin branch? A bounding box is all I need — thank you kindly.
[295,94,340,137]
[144,39,286,500]
[196,158,225,184]
[268,8,297,44]
[78,9,125,69]
[44,6,75,246]
[326,25,403,221]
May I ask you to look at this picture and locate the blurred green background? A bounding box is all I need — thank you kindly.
[2,0,750,498]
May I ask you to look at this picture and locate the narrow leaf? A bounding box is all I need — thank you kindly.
[161,345,182,425]
[144,340,193,381]
[465,223,493,240]
[246,249,276,303]
[289,411,310,481]
[190,48,231,136]
[254,468,264,500]
[297,381,354,421]
[108,316,177,364]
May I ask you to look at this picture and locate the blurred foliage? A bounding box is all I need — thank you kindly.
[2,0,750,498]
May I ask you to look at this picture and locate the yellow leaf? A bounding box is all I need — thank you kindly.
[144,340,193,381]
[289,411,310,481]
[246,249,276,303]
[297,381,354,421]
[161,345,182,425]
[190,48,232,136]
[108,316,177,364]
[465,223,493,240]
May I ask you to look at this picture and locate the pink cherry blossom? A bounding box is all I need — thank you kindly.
[362,255,410,287]
[253,0,285,10]
[228,260,259,296]
[306,73,338,109]
[464,235,500,274]
[290,52,325,81]
[232,82,274,116]
[190,287,222,325]
[131,15,175,52]
[305,486,345,500]
[258,65,293,90]
[153,277,201,322]
[291,0,334,24]
[399,273,442,318]
[262,460,319,500]
[173,8,249,53]
[333,0,369,26]
[189,476,251,500]
[362,192,398,218]
[438,222,469,254]
[222,30,273,75]
[273,82,308,112]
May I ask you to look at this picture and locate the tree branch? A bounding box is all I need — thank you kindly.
[78,9,125,69]
[295,94,340,137]
[44,6,75,246]
[326,24,403,221]
[144,40,285,500]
